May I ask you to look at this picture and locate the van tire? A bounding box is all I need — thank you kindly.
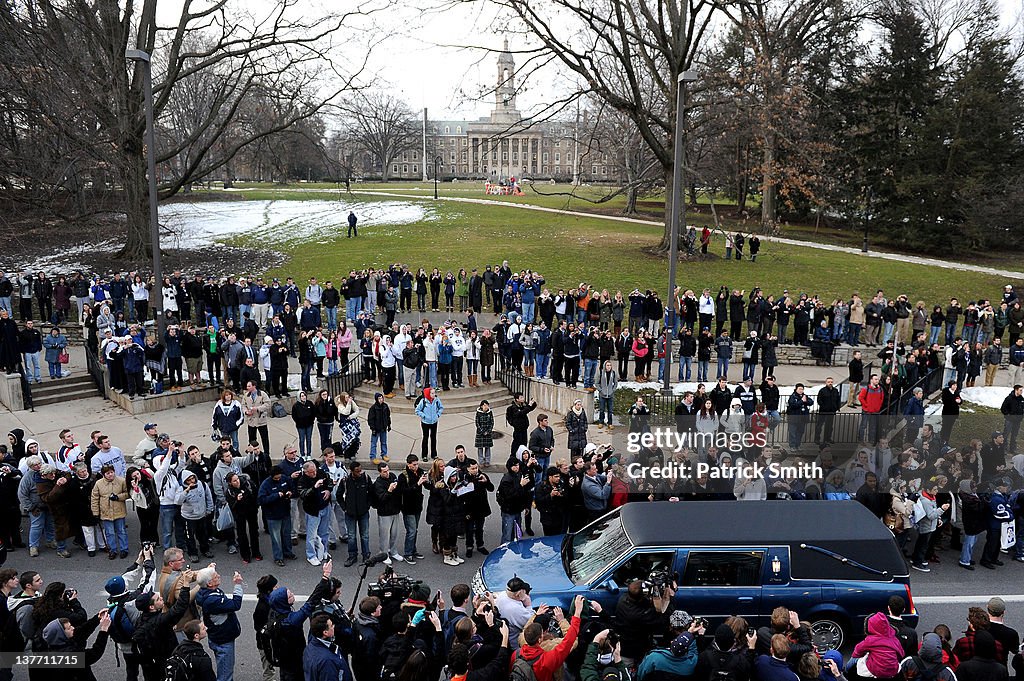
[810,617,847,652]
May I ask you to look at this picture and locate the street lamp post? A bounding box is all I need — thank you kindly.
[861,188,872,253]
[125,49,164,339]
[664,70,698,395]
[433,156,443,200]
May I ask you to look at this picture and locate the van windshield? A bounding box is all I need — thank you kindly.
[566,516,634,585]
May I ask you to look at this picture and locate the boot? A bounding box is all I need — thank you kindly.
[432,540,440,555]
[443,550,458,566]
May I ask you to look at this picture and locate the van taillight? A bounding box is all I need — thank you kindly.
[905,585,916,614]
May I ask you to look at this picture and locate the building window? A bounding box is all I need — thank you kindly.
[462,165,468,173]
[492,152,497,160]
[592,166,598,174]
[502,152,508,160]
[413,166,418,173]
[462,139,467,147]
[543,153,549,162]
[450,152,456,162]
[566,153,572,163]
[456,126,462,133]
[602,166,607,175]
[512,153,518,161]
[461,152,467,161]
[393,165,399,173]
[555,153,560,162]
[445,126,450,134]
[555,141,560,147]
[542,166,548,173]
[403,165,408,173]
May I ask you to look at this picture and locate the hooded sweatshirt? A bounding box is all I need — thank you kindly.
[899,633,957,681]
[179,470,214,520]
[852,612,905,678]
[8,429,25,462]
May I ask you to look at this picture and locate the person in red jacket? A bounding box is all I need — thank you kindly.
[858,374,885,443]
[510,595,585,681]
[610,469,630,509]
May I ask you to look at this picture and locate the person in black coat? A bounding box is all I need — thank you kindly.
[462,461,493,557]
[504,395,537,457]
[396,455,428,563]
[133,583,192,681]
[340,462,373,567]
[814,377,842,445]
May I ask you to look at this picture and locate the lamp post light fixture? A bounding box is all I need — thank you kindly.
[125,48,165,338]
[664,69,699,395]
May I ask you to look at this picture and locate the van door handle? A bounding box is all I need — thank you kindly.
[737,597,754,603]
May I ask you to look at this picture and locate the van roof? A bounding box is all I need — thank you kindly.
[617,501,906,578]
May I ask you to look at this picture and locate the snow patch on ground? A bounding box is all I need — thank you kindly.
[159,200,434,249]
[961,386,1011,410]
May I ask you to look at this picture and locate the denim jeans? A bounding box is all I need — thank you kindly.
[427,362,438,387]
[961,532,980,565]
[882,322,895,344]
[305,505,332,561]
[296,426,313,459]
[209,640,236,681]
[841,323,857,346]
[658,358,665,382]
[522,302,535,323]
[378,513,400,556]
[945,322,957,346]
[238,304,251,321]
[159,505,186,549]
[325,306,338,330]
[501,512,521,544]
[346,513,370,559]
[346,298,360,321]
[268,516,293,561]
[370,430,388,458]
[678,356,692,381]
[598,396,614,425]
[317,423,333,454]
[742,361,756,382]
[403,512,420,556]
[23,352,40,382]
[716,358,729,379]
[833,320,846,342]
[103,517,129,553]
[28,510,56,548]
[583,358,598,387]
[697,360,709,382]
[536,353,550,378]
[0,296,10,315]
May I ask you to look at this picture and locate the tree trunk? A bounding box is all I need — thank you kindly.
[624,185,638,214]
[760,136,777,234]
[118,139,153,262]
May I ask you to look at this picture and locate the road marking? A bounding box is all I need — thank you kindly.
[915,594,1024,604]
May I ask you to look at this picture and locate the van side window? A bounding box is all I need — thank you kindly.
[682,551,763,587]
[612,551,675,587]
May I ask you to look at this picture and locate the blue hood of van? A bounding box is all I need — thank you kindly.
[480,536,575,594]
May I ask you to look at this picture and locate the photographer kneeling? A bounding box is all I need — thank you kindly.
[614,579,676,669]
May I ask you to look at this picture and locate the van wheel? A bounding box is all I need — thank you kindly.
[810,618,845,652]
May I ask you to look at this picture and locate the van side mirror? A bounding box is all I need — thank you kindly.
[596,582,618,593]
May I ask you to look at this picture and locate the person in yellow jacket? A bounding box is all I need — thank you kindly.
[91,464,130,559]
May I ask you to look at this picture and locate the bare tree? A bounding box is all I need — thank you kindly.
[341,92,420,181]
[485,0,719,251]
[0,0,383,261]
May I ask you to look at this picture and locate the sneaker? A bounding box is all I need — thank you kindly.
[404,555,417,565]
[87,550,96,557]
[1015,556,1024,562]
[413,552,426,560]
[29,547,38,557]
[344,556,358,567]
[391,553,404,562]
[275,559,286,567]
[453,555,465,565]
[308,557,321,566]
[228,545,238,554]
[911,563,930,573]
[959,562,975,570]
[443,555,459,566]
[383,557,392,566]
[56,550,71,559]
[45,540,58,549]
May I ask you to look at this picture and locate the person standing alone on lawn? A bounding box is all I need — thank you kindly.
[347,211,358,238]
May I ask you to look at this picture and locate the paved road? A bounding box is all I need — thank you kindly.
[6,503,1022,681]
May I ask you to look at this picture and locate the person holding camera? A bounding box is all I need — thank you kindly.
[637,612,706,681]
[462,461,493,558]
[535,467,568,536]
[298,461,334,566]
[195,567,245,681]
[583,629,630,681]
[509,594,585,680]
[447,618,511,681]
[497,458,533,544]
[754,607,813,669]
[133,576,194,681]
[179,470,214,561]
[35,608,112,681]
[614,579,676,669]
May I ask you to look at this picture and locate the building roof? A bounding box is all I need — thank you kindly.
[617,500,907,580]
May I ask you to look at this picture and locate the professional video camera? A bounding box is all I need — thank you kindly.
[639,569,673,599]
[366,564,422,606]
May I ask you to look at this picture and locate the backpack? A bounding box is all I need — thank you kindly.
[107,603,137,645]
[708,649,740,681]
[164,650,194,681]
[509,654,540,681]
[442,610,467,652]
[257,611,285,666]
[902,657,943,681]
[272,402,286,418]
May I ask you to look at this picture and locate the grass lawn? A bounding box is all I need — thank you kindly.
[223,181,1024,270]
[216,191,1010,303]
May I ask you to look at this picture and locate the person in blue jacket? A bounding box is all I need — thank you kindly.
[195,567,244,681]
[258,466,297,566]
[303,613,353,681]
[267,560,335,681]
[415,387,445,461]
